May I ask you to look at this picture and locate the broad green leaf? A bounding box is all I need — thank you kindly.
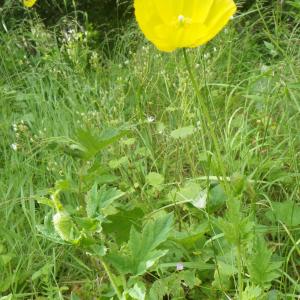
[98,187,125,210]
[85,184,124,218]
[106,251,133,274]
[266,200,300,226]
[145,172,164,187]
[35,196,55,208]
[171,182,201,203]
[102,208,144,244]
[0,254,13,266]
[136,250,168,274]
[170,126,195,139]
[207,184,227,212]
[130,213,173,256]
[128,282,146,300]
[171,222,209,249]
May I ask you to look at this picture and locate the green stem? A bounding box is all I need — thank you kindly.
[100,259,123,300]
[182,48,228,191]
[237,243,244,298]
[183,48,245,295]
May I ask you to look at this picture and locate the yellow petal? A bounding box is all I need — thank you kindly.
[134,0,237,52]
[23,0,37,7]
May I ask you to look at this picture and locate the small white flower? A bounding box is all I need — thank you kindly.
[260,65,269,73]
[176,262,184,271]
[11,143,18,151]
[147,116,155,123]
[204,53,210,60]
[12,124,18,132]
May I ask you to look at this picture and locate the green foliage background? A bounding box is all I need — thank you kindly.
[0,0,300,299]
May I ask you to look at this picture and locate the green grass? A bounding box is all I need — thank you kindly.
[0,2,300,299]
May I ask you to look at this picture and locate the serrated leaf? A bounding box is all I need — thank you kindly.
[131,213,173,255]
[241,285,263,300]
[75,128,126,160]
[98,186,124,210]
[85,184,124,218]
[247,236,282,288]
[216,198,254,246]
[149,270,197,300]
[108,213,173,276]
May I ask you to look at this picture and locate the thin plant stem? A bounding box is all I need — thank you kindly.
[182,48,228,192]
[183,48,245,296]
[100,259,123,300]
[237,243,244,298]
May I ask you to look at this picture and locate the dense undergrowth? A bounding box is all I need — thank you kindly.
[0,1,300,299]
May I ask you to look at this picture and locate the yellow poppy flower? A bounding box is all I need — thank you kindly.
[134,0,237,52]
[23,0,37,8]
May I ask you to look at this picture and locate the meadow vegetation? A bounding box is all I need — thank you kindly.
[0,0,300,299]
